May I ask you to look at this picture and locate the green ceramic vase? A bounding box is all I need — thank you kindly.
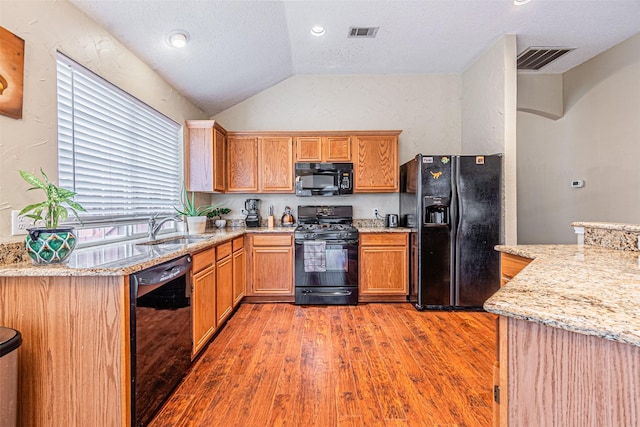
[25,228,78,264]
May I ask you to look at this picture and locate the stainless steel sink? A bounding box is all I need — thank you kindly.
[138,236,210,246]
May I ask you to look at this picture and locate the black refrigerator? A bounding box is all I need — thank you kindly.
[400,154,502,309]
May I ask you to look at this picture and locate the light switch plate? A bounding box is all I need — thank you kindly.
[11,210,31,235]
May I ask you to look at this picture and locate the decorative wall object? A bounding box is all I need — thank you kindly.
[0,26,25,119]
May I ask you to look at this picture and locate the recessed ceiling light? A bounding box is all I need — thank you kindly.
[514,0,533,5]
[310,26,326,37]
[167,30,190,48]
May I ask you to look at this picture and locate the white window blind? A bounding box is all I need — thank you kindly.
[57,52,182,225]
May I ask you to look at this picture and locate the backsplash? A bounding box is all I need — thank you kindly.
[572,222,640,252]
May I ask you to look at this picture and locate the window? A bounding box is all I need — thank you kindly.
[56,53,183,245]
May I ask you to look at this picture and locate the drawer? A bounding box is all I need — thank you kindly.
[360,233,408,246]
[192,247,215,273]
[251,234,292,246]
[232,236,244,251]
[501,253,532,280]
[216,241,232,260]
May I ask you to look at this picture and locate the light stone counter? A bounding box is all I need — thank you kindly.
[484,244,640,347]
[0,227,294,277]
[356,227,411,233]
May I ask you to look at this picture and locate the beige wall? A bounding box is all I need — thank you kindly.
[0,0,207,240]
[461,35,518,245]
[212,74,463,221]
[517,32,640,244]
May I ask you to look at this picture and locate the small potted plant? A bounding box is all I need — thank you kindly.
[207,207,231,228]
[19,169,86,264]
[174,188,216,234]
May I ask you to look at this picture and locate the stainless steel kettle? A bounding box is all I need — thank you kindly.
[385,214,398,228]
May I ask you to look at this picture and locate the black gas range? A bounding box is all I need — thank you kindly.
[294,206,359,305]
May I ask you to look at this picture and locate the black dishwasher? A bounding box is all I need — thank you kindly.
[130,255,192,426]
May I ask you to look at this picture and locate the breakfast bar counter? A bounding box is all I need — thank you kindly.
[484,244,640,346]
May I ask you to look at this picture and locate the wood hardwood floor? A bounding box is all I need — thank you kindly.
[150,303,496,427]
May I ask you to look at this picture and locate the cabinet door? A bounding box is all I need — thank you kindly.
[359,233,408,298]
[323,136,351,162]
[227,135,259,192]
[213,126,226,192]
[216,255,233,325]
[354,135,399,192]
[295,136,323,162]
[259,136,294,192]
[186,120,226,192]
[249,234,293,295]
[192,265,216,356]
[232,248,245,306]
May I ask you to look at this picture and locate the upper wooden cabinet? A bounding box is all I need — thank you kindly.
[227,134,293,193]
[186,120,226,192]
[295,136,352,162]
[259,136,294,192]
[224,130,401,194]
[353,135,399,192]
[227,135,259,193]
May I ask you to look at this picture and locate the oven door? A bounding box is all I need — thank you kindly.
[294,239,358,287]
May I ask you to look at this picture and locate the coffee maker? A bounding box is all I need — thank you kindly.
[243,199,261,227]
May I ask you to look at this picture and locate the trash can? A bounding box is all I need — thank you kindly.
[0,327,22,427]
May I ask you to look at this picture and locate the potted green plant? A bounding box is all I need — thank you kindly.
[19,168,86,264]
[207,207,231,228]
[174,188,215,234]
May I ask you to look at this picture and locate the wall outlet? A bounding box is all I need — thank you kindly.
[11,210,32,236]
[373,208,379,218]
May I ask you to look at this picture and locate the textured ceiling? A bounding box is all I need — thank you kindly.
[69,0,640,115]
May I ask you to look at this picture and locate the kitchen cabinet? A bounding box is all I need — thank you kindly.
[232,236,245,306]
[216,242,234,326]
[353,134,399,192]
[186,120,226,192]
[226,134,294,193]
[246,233,294,302]
[259,136,294,192]
[295,136,352,162]
[359,233,409,302]
[500,253,532,287]
[227,135,259,192]
[192,247,216,357]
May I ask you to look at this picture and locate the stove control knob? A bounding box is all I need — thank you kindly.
[305,233,316,239]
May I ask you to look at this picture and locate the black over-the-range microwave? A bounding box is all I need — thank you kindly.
[294,162,353,196]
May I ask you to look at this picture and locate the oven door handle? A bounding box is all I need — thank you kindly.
[300,290,354,296]
[294,239,358,245]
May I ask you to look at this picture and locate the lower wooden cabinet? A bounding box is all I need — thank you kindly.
[192,249,216,357]
[500,253,532,287]
[216,242,234,326]
[359,233,409,302]
[246,234,294,301]
[232,237,245,306]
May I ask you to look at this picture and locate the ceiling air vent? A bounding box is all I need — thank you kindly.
[517,47,574,70]
[348,27,379,38]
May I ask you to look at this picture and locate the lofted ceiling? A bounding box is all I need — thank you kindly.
[69,0,640,115]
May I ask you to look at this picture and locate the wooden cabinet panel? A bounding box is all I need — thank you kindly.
[216,255,233,325]
[259,136,293,192]
[216,241,232,260]
[192,265,216,357]
[500,253,532,287]
[192,247,215,273]
[232,246,245,306]
[227,135,258,192]
[295,136,352,162]
[354,135,399,192]
[186,120,226,193]
[323,136,351,162]
[247,234,294,296]
[359,233,408,301]
[295,136,323,162]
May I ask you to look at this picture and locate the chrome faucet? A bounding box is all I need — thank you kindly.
[148,214,183,240]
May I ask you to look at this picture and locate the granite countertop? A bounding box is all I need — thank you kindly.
[0,225,407,277]
[484,244,640,347]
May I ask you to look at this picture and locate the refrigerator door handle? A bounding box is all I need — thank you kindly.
[451,156,460,306]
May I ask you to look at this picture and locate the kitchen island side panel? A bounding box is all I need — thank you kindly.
[0,275,129,427]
